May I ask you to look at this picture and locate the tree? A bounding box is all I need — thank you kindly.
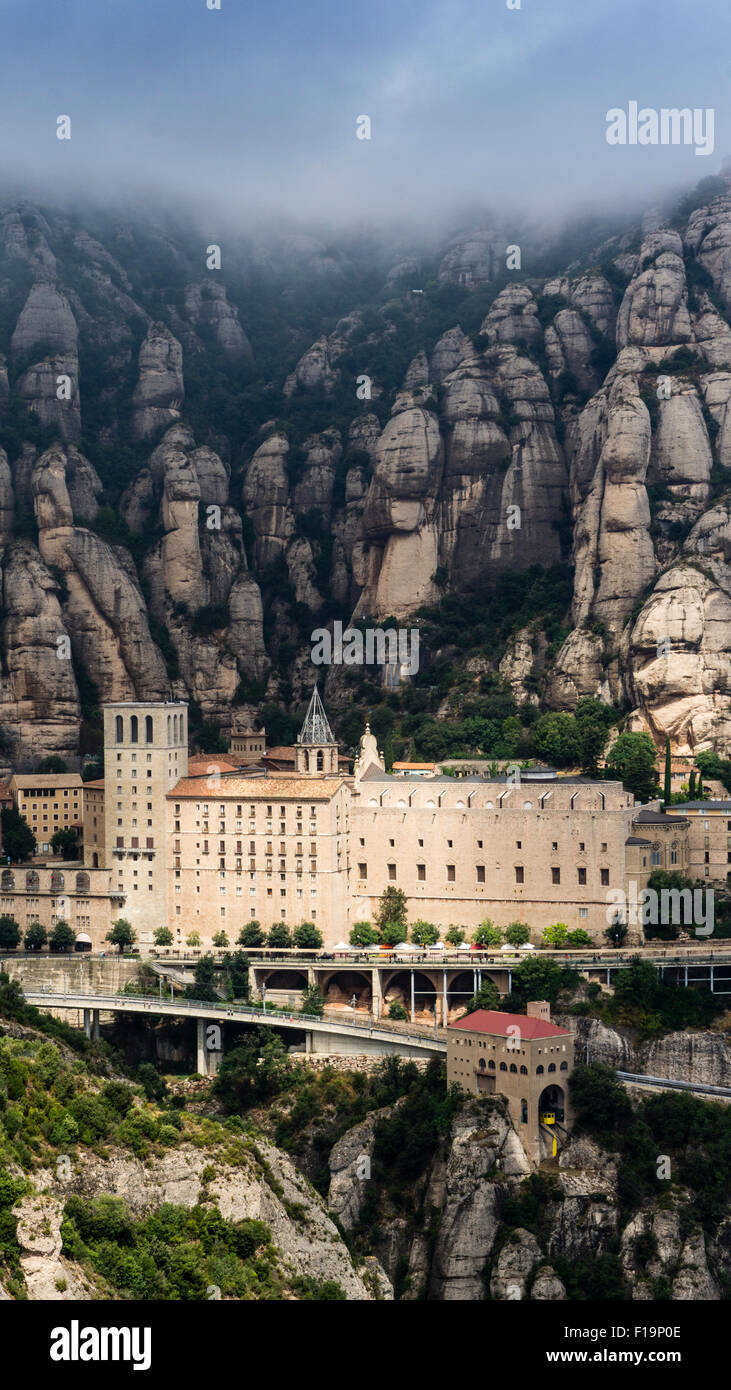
[663,737,672,806]
[504,921,531,946]
[186,931,201,947]
[349,920,378,946]
[50,827,79,859]
[445,925,466,946]
[569,1063,633,1134]
[238,921,264,948]
[566,928,593,947]
[688,769,696,800]
[107,918,135,955]
[606,732,659,803]
[0,915,20,950]
[154,926,173,946]
[226,950,250,1000]
[411,920,439,946]
[300,983,325,1016]
[463,977,501,1015]
[212,930,229,948]
[81,757,104,783]
[267,921,293,949]
[604,918,628,948]
[38,756,68,773]
[0,808,36,862]
[24,922,47,951]
[380,921,407,947]
[388,1002,409,1020]
[375,887,407,934]
[49,919,76,952]
[541,922,569,947]
[473,920,502,947]
[293,921,323,948]
[185,954,219,1001]
[511,956,576,1008]
[531,711,582,767]
[574,698,616,775]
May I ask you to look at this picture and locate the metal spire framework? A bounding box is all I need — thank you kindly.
[298,684,335,746]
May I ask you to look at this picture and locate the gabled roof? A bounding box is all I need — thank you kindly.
[450,1009,570,1039]
[633,809,688,824]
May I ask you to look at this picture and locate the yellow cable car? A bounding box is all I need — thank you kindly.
[540,1111,555,1125]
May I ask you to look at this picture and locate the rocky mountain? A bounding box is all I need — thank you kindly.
[1,178,731,765]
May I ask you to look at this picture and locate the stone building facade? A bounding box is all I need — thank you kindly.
[9,773,83,855]
[4,693,726,952]
[447,1001,575,1162]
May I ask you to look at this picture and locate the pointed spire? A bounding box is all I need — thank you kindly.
[298,684,335,746]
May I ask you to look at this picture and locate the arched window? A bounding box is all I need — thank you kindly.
[145,715,153,744]
[1,870,14,891]
[304,751,310,772]
[130,714,138,744]
[115,715,123,744]
[560,1061,568,1071]
[523,800,533,810]
[317,750,324,772]
[509,1063,517,1073]
[488,1060,495,1070]
[536,1064,544,1074]
[168,715,171,740]
[173,714,178,742]
[25,870,39,890]
[478,1058,486,1070]
[499,1062,507,1072]
[548,1063,556,1073]
[92,853,99,868]
[520,1099,528,1124]
[76,872,90,893]
[50,871,65,893]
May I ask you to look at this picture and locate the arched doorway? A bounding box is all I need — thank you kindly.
[383,970,438,1021]
[319,970,372,1012]
[538,1083,564,1124]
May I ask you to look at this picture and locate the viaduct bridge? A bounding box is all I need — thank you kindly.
[148,946,731,1027]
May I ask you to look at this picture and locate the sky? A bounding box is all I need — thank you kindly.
[0,0,729,230]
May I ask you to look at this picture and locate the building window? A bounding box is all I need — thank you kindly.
[552,842,558,852]
[115,715,123,743]
[417,864,426,881]
[515,866,524,883]
[358,863,367,879]
[579,907,588,919]
[476,865,485,883]
[551,868,560,884]
[600,868,610,885]
[577,867,587,885]
[601,842,607,853]
[446,864,455,882]
[388,863,396,880]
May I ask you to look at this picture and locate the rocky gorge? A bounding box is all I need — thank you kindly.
[1,179,731,764]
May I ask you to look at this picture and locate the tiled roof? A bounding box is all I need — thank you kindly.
[633,809,688,824]
[672,800,731,811]
[11,773,83,788]
[83,780,105,790]
[168,775,345,799]
[450,1009,570,1039]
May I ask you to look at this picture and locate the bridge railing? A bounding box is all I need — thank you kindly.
[22,990,446,1046]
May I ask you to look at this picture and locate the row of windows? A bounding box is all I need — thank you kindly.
[476,1059,569,1074]
[174,804,319,818]
[114,712,186,745]
[358,863,611,886]
[1,871,91,892]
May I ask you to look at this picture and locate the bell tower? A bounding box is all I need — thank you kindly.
[295,685,339,775]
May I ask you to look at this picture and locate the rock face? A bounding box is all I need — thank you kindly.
[3,190,731,756]
[12,1139,380,1301]
[563,1014,731,1088]
[132,323,184,438]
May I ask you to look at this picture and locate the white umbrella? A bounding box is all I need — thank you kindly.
[500,943,518,952]
[519,943,536,952]
[332,941,352,951]
[457,941,472,951]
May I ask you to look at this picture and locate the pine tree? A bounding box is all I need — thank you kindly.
[663,737,672,806]
[689,769,696,800]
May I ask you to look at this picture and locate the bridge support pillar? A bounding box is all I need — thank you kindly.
[91,1009,100,1041]
[371,968,382,1021]
[304,1030,314,1054]
[196,1018,207,1075]
[83,1009,92,1040]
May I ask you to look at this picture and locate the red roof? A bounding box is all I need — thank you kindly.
[450,1009,570,1039]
